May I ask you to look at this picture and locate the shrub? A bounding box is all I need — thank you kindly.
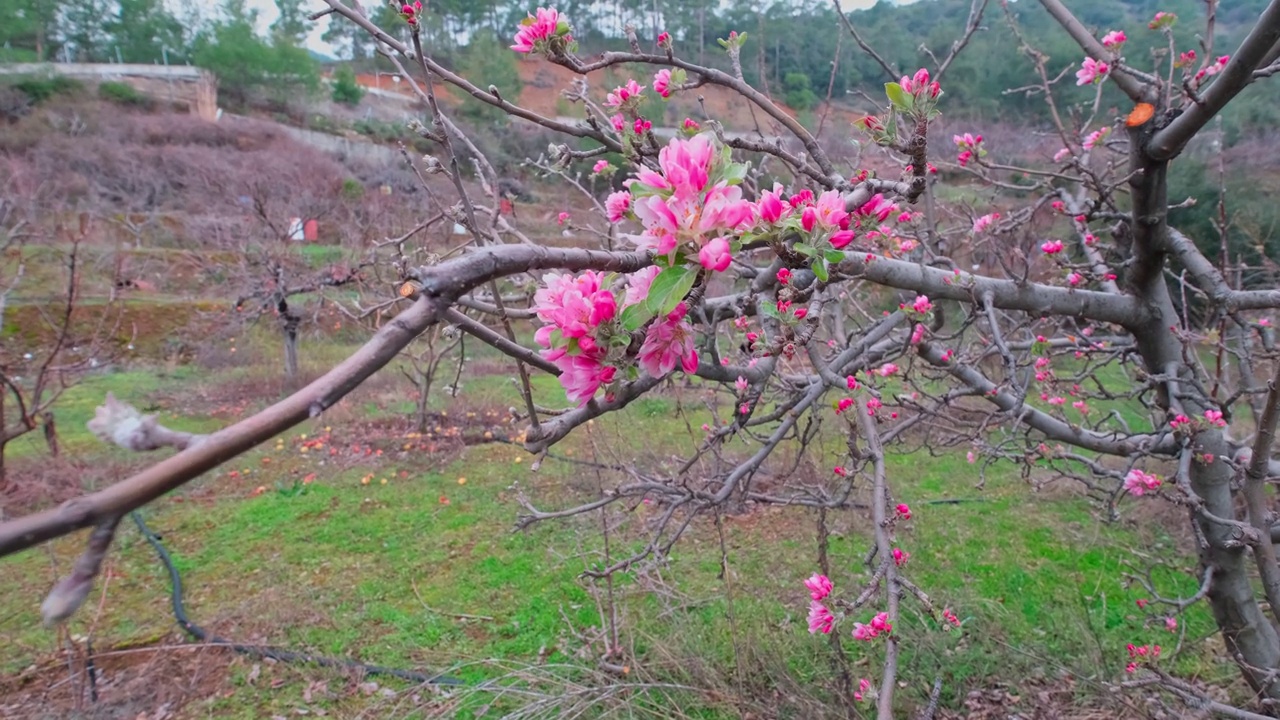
[8,75,83,104]
[98,81,153,109]
[331,66,364,107]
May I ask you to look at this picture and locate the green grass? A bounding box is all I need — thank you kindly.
[0,349,1223,717]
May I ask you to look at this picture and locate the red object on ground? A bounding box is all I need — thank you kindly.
[500,198,513,216]
[304,219,318,241]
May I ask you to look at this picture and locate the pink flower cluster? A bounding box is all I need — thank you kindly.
[511,7,570,53]
[806,574,835,634]
[854,678,872,702]
[399,0,423,25]
[1195,55,1230,82]
[1076,57,1110,86]
[954,133,983,167]
[1125,643,1161,673]
[628,134,753,266]
[1101,30,1127,49]
[605,79,643,107]
[1041,240,1064,255]
[972,212,1000,234]
[1123,468,1162,496]
[1204,409,1226,427]
[1083,127,1110,150]
[1149,11,1177,30]
[898,68,941,99]
[639,302,698,378]
[852,612,892,641]
[534,270,618,404]
[653,69,673,98]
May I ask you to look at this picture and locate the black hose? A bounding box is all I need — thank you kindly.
[129,511,463,686]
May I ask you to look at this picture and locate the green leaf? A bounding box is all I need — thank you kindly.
[793,242,816,257]
[644,265,698,319]
[811,258,829,282]
[885,81,910,110]
[619,302,655,332]
[824,249,846,263]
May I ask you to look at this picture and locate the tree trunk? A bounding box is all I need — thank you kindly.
[42,412,58,457]
[1128,131,1280,705]
[282,313,300,387]
[415,363,433,434]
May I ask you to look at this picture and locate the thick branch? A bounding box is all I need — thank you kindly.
[1148,0,1280,159]
[1037,0,1152,103]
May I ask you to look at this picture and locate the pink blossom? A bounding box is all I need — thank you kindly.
[657,31,670,47]
[682,117,700,131]
[605,190,631,222]
[639,302,698,378]
[533,271,616,339]
[633,117,652,134]
[836,397,855,415]
[1166,616,1177,632]
[854,678,871,702]
[1204,409,1226,427]
[1136,598,1149,609]
[898,68,940,98]
[1124,469,1162,496]
[852,622,877,641]
[808,600,835,634]
[653,69,673,98]
[846,375,859,390]
[829,230,854,249]
[758,189,785,224]
[1170,413,1190,430]
[895,503,911,520]
[910,323,926,344]
[942,608,961,627]
[967,450,976,464]
[794,307,808,320]
[1053,147,1071,162]
[866,397,882,415]
[804,573,833,601]
[512,7,567,53]
[892,547,910,566]
[911,295,933,314]
[1177,49,1197,68]
[605,79,643,107]
[1101,30,1127,48]
[400,1,423,25]
[1041,239,1065,254]
[635,133,713,198]
[620,266,660,309]
[557,211,570,225]
[1072,400,1089,414]
[1083,127,1111,150]
[698,236,732,272]
[856,194,897,224]
[1260,318,1272,327]
[876,363,899,377]
[739,402,750,415]
[972,213,1000,234]
[1067,272,1083,286]
[1149,11,1177,30]
[1048,396,1066,406]
[776,267,792,285]
[592,159,611,174]
[610,113,625,133]
[871,611,892,634]
[549,354,616,405]
[1076,57,1110,86]
[735,375,748,393]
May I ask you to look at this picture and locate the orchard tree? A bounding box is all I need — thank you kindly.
[14,1,1280,717]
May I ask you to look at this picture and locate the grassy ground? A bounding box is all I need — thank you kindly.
[0,328,1229,718]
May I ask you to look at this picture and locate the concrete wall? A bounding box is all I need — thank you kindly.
[0,63,218,120]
